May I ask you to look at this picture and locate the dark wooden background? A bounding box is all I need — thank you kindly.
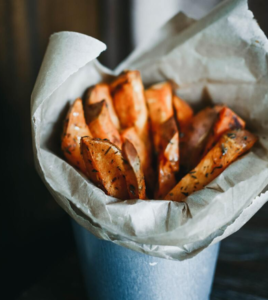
[0,0,267,299]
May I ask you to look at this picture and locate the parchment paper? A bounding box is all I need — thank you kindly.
[31,0,268,260]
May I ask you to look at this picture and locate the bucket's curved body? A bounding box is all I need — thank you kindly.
[72,220,219,300]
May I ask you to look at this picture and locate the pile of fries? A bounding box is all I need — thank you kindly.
[61,70,257,201]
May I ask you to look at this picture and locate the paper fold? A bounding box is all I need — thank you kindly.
[31,0,268,260]
[31,32,106,114]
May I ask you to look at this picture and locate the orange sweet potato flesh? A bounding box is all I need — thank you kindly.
[145,82,173,153]
[173,95,194,129]
[156,117,179,199]
[122,139,146,199]
[121,127,155,191]
[203,106,246,156]
[121,128,146,165]
[180,106,222,172]
[84,83,120,129]
[84,100,122,148]
[110,70,149,139]
[80,137,129,199]
[111,70,153,174]
[165,129,257,202]
[61,98,91,174]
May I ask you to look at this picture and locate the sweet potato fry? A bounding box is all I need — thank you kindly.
[61,98,91,174]
[121,127,155,191]
[80,137,129,199]
[84,83,120,129]
[121,127,147,169]
[165,129,258,202]
[157,159,177,200]
[158,117,179,159]
[111,70,153,175]
[173,95,194,129]
[180,106,222,172]
[84,100,121,148]
[203,106,246,156]
[122,139,146,199]
[155,117,179,199]
[145,83,179,197]
[110,70,148,138]
[145,82,173,152]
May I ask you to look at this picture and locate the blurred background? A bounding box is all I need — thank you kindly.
[1,0,268,299]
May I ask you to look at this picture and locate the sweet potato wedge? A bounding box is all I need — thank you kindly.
[173,95,194,129]
[165,129,258,202]
[80,137,129,199]
[203,106,246,156]
[84,100,122,148]
[180,106,222,172]
[111,70,153,171]
[155,117,179,199]
[110,70,148,137]
[121,127,155,191]
[145,82,173,153]
[84,83,120,129]
[122,139,146,199]
[121,127,147,169]
[61,98,91,174]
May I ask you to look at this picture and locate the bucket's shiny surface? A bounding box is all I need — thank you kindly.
[72,220,219,300]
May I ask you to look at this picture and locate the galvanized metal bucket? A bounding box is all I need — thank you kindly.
[72,220,219,300]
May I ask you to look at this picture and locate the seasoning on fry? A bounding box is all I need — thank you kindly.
[122,139,146,199]
[165,129,257,202]
[84,100,122,149]
[61,98,91,175]
[84,83,120,129]
[80,137,129,199]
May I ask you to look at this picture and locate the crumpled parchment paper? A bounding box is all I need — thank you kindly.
[31,0,268,260]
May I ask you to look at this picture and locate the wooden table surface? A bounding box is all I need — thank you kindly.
[17,202,268,300]
[211,202,268,300]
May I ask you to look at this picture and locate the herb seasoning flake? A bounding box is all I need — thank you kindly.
[105,146,111,155]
